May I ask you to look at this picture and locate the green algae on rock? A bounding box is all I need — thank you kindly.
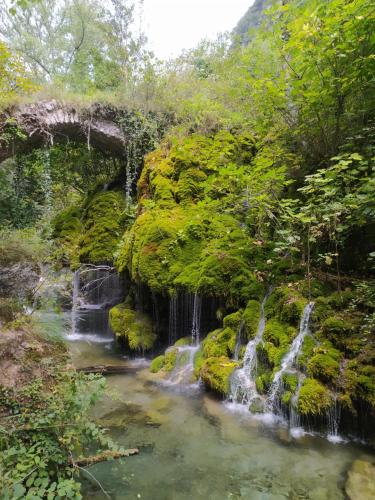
[200,356,238,395]
[109,302,155,352]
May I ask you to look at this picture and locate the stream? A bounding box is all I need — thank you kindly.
[52,307,373,500]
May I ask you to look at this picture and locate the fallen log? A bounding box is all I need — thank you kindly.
[70,448,139,467]
[77,365,136,375]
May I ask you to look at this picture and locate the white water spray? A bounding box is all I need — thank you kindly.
[191,293,201,345]
[230,292,270,405]
[267,302,315,411]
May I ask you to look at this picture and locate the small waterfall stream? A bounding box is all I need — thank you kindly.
[191,292,201,345]
[266,302,315,412]
[169,295,178,346]
[69,266,122,343]
[289,373,305,437]
[233,321,244,361]
[71,269,80,335]
[230,292,269,406]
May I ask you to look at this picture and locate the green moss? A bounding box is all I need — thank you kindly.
[297,335,316,367]
[266,287,307,325]
[202,327,236,359]
[150,355,165,373]
[193,349,204,378]
[116,132,262,302]
[109,302,155,352]
[255,372,272,394]
[307,342,342,383]
[174,337,191,347]
[282,373,298,392]
[281,391,292,406]
[223,311,242,330]
[164,348,179,372]
[52,205,82,266]
[242,300,261,340]
[298,378,332,416]
[78,190,126,264]
[200,356,238,395]
[260,319,296,368]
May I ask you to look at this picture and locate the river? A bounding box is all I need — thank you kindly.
[50,307,373,500]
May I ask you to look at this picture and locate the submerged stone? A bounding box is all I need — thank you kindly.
[345,459,375,500]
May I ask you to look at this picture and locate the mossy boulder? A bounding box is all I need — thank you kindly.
[297,378,332,416]
[266,286,307,325]
[52,205,82,266]
[202,327,236,359]
[200,356,238,395]
[116,132,263,303]
[150,355,165,373]
[260,319,296,368]
[109,302,155,352]
[307,343,342,383]
[242,300,261,340]
[78,190,126,264]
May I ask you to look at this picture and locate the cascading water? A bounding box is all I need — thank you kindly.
[289,373,305,437]
[71,269,80,335]
[191,292,201,345]
[169,295,178,346]
[233,321,244,362]
[327,392,343,443]
[266,302,315,412]
[230,292,270,406]
[69,266,122,343]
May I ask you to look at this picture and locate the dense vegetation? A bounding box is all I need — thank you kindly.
[1,0,375,496]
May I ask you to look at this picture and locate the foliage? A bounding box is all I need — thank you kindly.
[0,365,113,499]
[78,190,126,264]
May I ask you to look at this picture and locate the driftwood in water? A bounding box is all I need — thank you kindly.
[77,365,136,375]
[70,448,139,467]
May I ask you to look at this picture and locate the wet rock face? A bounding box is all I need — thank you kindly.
[345,459,375,500]
[1,100,126,160]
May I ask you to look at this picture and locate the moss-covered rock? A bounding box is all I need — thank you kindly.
[79,190,126,264]
[116,132,263,303]
[52,206,82,266]
[307,343,342,383]
[242,300,261,340]
[200,356,238,395]
[260,319,296,368]
[150,355,165,373]
[202,327,236,359]
[298,378,332,416]
[266,286,307,325]
[109,302,155,352]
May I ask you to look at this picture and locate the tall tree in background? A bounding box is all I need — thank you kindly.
[0,0,147,92]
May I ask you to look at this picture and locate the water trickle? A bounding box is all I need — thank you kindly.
[267,302,315,412]
[327,392,343,443]
[230,292,270,406]
[233,321,244,361]
[191,292,201,345]
[71,269,80,335]
[169,294,178,346]
[289,373,305,437]
[167,345,200,386]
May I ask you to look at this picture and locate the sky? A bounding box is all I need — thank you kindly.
[142,0,253,60]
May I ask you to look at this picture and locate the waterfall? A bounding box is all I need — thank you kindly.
[289,373,305,437]
[191,292,201,345]
[167,345,200,386]
[230,292,269,405]
[71,269,80,335]
[169,294,178,346]
[233,321,244,361]
[266,302,315,412]
[327,392,343,443]
[69,266,122,343]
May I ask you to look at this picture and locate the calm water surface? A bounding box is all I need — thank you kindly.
[62,310,373,500]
